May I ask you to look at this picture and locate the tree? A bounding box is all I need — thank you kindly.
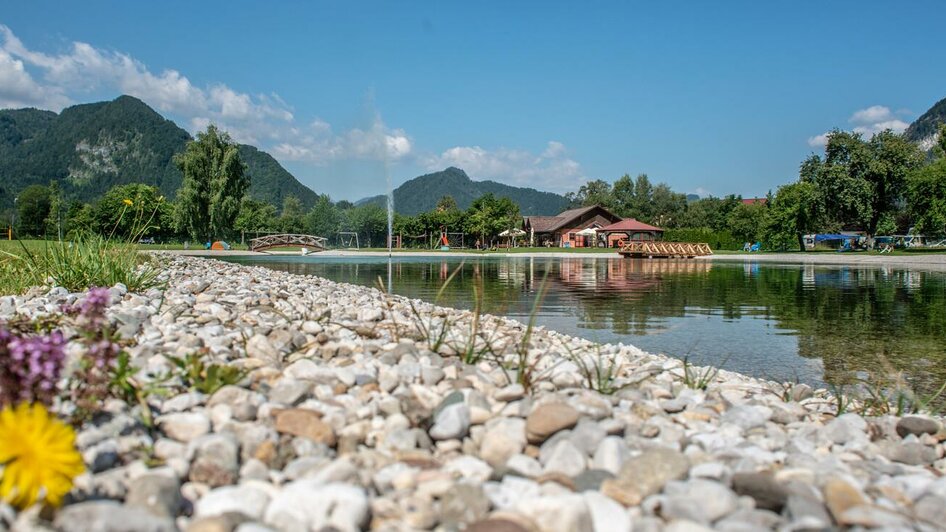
[343,204,387,247]
[805,130,923,235]
[173,125,249,242]
[651,183,687,227]
[565,179,613,209]
[436,195,458,212]
[465,193,521,244]
[727,202,766,243]
[278,196,305,234]
[235,198,278,234]
[64,201,96,239]
[15,185,51,238]
[763,181,819,250]
[304,194,341,237]
[907,158,946,235]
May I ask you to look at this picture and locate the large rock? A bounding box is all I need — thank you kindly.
[125,474,181,518]
[429,403,471,440]
[207,386,262,421]
[439,483,491,528]
[514,494,593,532]
[158,412,211,442]
[823,478,867,523]
[264,480,369,531]
[526,403,580,443]
[661,479,738,524]
[273,408,336,446]
[896,416,942,438]
[190,434,240,487]
[731,472,787,512]
[480,418,527,468]
[600,448,689,506]
[54,501,176,532]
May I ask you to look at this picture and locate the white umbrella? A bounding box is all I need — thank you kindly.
[499,228,526,237]
[576,227,598,236]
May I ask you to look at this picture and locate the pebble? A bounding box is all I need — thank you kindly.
[526,403,580,443]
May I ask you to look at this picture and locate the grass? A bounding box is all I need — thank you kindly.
[0,236,162,295]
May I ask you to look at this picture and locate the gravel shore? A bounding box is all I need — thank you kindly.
[4,255,945,531]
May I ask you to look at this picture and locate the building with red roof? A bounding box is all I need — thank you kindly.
[598,218,664,247]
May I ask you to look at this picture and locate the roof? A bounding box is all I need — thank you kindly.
[599,218,663,232]
[742,198,768,205]
[524,205,621,233]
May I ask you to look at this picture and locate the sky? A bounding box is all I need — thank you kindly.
[1,1,944,201]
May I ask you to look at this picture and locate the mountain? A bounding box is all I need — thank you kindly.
[905,96,946,151]
[358,167,570,216]
[0,95,318,208]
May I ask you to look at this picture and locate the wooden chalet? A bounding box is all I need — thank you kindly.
[598,218,664,247]
[523,205,622,247]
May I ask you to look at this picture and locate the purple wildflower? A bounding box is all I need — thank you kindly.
[63,287,112,331]
[0,329,66,407]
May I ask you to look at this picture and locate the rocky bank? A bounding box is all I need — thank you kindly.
[2,255,946,531]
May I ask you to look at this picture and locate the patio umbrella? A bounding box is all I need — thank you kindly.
[499,228,526,237]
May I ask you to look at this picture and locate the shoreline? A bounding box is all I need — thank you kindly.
[6,254,942,530]
[164,248,946,269]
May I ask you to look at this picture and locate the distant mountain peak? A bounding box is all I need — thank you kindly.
[905,96,946,151]
[357,167,568,216]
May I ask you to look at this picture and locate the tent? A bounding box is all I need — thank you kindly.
[210,241,232,250]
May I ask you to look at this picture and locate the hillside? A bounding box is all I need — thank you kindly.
[905,96,946,151]
[358,167,569,215]
[0,95,318,208]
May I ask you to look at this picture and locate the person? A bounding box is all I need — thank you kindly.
[743,242,751,252]
[475,239,481,250]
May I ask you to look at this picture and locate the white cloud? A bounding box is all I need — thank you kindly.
[424,141,583,192]
[808,105,911,148]
[0,24,408,164]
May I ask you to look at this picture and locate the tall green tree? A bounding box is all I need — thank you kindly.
[304,194,341,237]
[278,196,305,234]
[95,183,166,238]
[465,193,521,244]
[907,157,946,235]
[235,198,278,234]
[173,125,249,241]
[15,184,51,238]
[565,179,613,209]
[763,181,820,250]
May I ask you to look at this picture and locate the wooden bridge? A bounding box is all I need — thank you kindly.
[618,241,713,259]
[249,234,328,254]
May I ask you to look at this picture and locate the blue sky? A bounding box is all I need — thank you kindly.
[2,1,944,201]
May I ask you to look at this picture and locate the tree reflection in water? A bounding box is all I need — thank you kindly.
[226,255,946,395]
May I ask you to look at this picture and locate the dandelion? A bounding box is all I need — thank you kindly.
[122,198,133,206]
[0,403,84,509]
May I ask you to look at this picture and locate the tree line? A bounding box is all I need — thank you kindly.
[7,123,946,251]
[563,125,946,250]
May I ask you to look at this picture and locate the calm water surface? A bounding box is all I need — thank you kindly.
[223,256,946,391]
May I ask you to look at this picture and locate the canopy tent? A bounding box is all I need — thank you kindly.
[814,234,857,241]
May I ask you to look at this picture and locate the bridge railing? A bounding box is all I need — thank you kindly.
[619,241,712,258]
[249,233,328,252]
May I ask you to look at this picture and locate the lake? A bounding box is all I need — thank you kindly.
[221,255,946,393]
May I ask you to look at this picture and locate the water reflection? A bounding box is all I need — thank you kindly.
[224,255,946,392]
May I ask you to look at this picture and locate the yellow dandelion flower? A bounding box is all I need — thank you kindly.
[0,403,84,509]
[122,198,133,206]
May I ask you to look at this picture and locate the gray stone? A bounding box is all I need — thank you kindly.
[720,405,771,430]
[54,501,176,532]
[268,379,312,405]
[207,386,262,421]
[600,447,689,506]
[730,471,788,512]
[429,402,471,440]
[495,384,526,402]
[573,469,614,492]
[195,484,272,521]
[542,440,587,477]
[480,417,527,468]
[784,495,832,530]
[440,483,491,527]
[821,413,868,445]
[661,399,687,413]
[264,480,369,531]
[125,474,181,518]
[714,509,783,532]
[915,494,946,524]
[884,441,938,465]
[582,491,630,532]
[569,418,606,455]
[514,494,593,532]
[158,412,211,442]
[897,416,942,438]
[662,479,738,523]
[190,434,240,487]
[591,436,627,475]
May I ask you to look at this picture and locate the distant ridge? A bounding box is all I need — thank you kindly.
[905,96,946,151]
[358,167,570,215]
[0,95,319,208]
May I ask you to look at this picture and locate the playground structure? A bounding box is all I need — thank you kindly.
[337,231,360,250]
[249,233,327,254]
[619,241,713,259]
